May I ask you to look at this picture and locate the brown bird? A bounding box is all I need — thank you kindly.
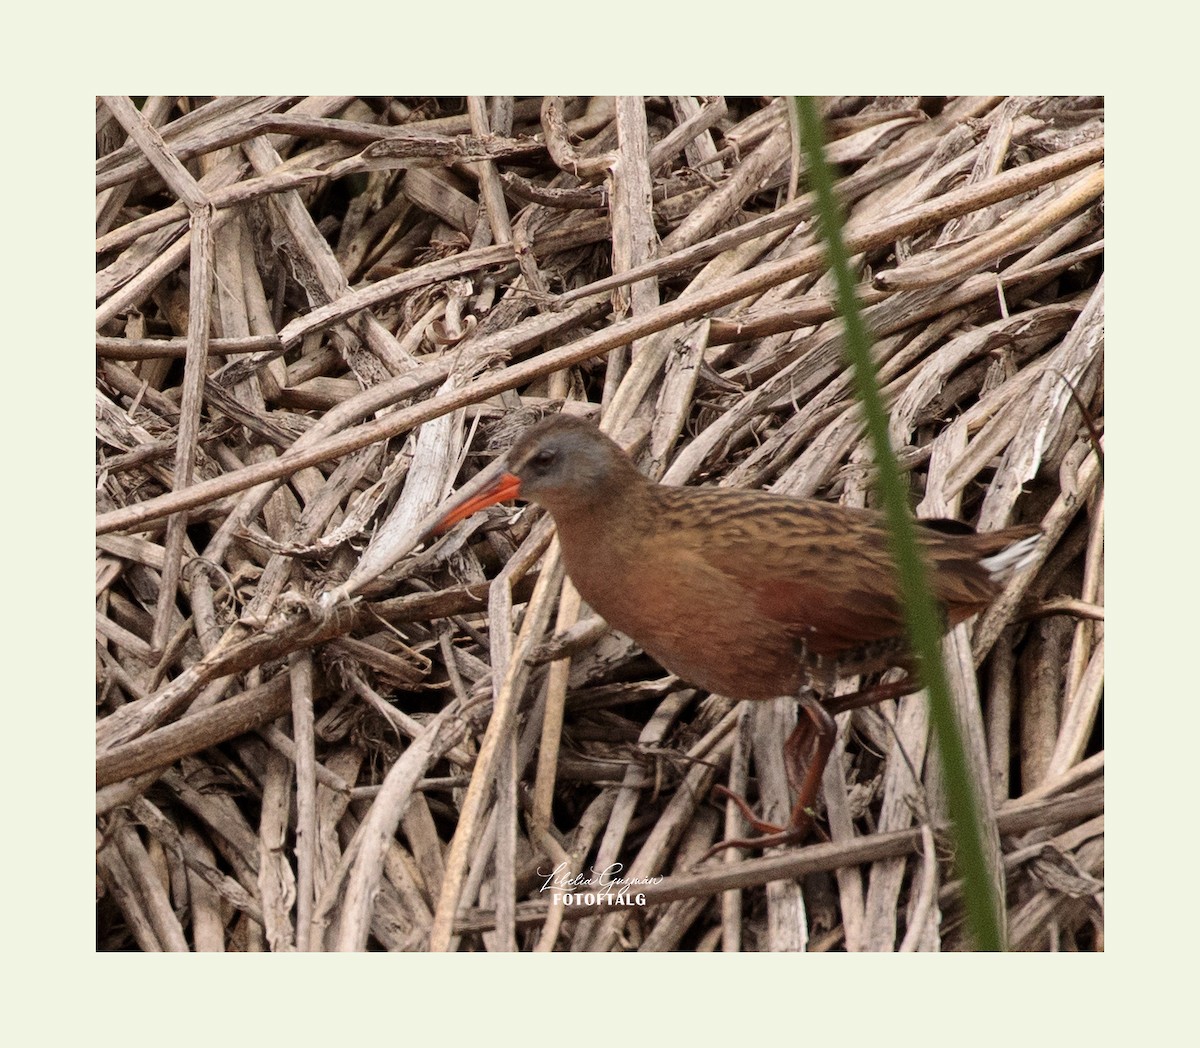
[430,414,1039,855]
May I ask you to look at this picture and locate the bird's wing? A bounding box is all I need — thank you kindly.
[681,492,1008,655]
[677,494,909,655]
[739,573,907,654]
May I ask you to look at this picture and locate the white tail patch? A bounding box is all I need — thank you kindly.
[980,533,1041,581]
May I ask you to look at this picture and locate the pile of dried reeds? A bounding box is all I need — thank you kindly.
[96,96,1104,952]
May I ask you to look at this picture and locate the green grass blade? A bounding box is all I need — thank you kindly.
[792,96,1004,951]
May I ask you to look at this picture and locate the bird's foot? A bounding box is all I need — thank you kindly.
[710,784,787,835]
[699,786,820,861]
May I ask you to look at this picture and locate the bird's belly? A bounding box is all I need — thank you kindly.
[639,632,807,701]
[565,548,807,701]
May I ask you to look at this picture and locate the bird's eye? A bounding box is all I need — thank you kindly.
[530,448,556,471]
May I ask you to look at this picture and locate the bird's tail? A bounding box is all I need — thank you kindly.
[980,532,1041,581]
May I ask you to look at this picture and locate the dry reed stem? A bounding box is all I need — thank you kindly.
[97,96,1103,953]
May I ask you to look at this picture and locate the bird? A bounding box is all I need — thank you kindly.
[428,413,1039,855]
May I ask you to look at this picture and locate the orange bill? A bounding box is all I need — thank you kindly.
[430,472,524,536]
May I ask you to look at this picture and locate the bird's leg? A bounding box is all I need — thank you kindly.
[824,674,921,718]
[702,695,835,858]
[701,676,923,860]
[782,694,837,835]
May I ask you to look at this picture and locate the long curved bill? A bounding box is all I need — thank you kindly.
[427,464,524,538]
